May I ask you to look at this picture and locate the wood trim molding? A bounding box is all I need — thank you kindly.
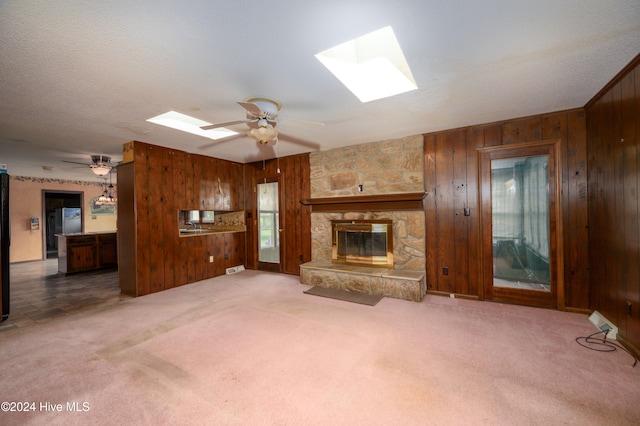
[300,192,427,212]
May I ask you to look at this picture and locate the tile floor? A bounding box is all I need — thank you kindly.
[0,259,130,332]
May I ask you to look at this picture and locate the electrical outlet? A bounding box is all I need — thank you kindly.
[627,301,632,317]
[209,255,214,263]
[443,267,449,276]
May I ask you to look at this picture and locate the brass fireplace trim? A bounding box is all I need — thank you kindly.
[331,219,394,268]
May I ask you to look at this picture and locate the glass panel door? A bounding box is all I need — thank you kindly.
[479,141,561,309]
[491,155,550,291]
[257,181,280,264]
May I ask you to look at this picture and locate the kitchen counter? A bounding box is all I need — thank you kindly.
[178,225,246,237]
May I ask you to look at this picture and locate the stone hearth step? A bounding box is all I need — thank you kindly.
[299,262,426,302]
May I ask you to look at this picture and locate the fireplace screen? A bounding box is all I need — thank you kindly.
[332,220,393,268]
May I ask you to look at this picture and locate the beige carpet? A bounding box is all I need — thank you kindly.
[1,270,639,425]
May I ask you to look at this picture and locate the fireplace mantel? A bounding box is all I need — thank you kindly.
[300,192,427,212]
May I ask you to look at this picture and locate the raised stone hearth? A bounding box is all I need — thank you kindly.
[300,262,426,302]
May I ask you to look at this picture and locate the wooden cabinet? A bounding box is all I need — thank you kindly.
[98,233,118,268]
[118,141,246,297]
[57,233,117,274]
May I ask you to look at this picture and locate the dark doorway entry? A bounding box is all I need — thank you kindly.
[43,191,83,259]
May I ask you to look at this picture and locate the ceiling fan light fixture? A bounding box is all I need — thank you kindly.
[91,164,111,176]
[248,124,278,143]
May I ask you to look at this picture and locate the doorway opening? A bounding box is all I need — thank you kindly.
[43,191,83,259]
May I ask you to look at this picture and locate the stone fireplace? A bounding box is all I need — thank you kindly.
[299,135,427,302]
[332,219,393,268]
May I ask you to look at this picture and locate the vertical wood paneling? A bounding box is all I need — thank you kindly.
[621,71,638,338]
[564,111,589,308]
[119,141,246,295]
[613,82,626,323]
[452,129,469,295]
[435,132,454,293]
[174,150,188,287]
[602,90,618,317]
[632,65,640,347]
[215,234,225,276]
[146,145,165,293]
[466,126,487,297]
[134,144,150,296]
[162,150,176,289]
[424,108,588,308]
[116,162,137,296]
[586,55,640,353]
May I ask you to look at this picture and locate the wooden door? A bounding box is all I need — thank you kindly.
[479,140,564,309]
[256,176,282,273]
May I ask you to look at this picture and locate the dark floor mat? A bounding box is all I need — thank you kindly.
[303,286,382,306]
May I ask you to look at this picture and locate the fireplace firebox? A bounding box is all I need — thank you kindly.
[331,220,393,268]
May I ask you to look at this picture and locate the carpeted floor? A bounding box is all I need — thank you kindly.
[1,270,639,425]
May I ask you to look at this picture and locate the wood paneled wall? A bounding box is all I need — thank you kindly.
[586,54,640,353]
[117,141,245,296]
[243,154,312,275]
[423,109,589,310]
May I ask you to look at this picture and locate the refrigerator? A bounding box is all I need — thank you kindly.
[1,173,9,321]
[54,207,82,235]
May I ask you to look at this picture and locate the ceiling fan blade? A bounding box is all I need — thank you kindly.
[198,133,246,150]
[237,101,264,116]
[200,119,248,131]
[277,132,321,150]
[62,160,91,166]
[279,118,325,130]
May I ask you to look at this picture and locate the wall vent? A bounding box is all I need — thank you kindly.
[225,265,245,275]
[588,310,618,340]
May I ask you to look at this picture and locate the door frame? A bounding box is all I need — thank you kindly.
[478,139,564,309]
[42,190,84,260]
[255,176,283,273]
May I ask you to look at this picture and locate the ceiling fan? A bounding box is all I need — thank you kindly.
[199,97,324,149]
[62,155,114,176]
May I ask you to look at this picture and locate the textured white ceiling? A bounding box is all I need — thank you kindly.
[1,0,639,181]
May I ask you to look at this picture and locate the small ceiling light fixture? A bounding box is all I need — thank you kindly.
[315,26,417,102]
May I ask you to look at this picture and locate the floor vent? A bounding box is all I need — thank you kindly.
[588,310,618,340]
[225,265,245,275]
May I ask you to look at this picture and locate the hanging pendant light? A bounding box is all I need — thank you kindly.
[95,173,117,206]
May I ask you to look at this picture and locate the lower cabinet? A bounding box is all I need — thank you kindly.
[185,232,245,283]
[57,233,117,274]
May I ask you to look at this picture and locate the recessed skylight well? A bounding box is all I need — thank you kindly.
[315,26,417,103]
[147,111,237,140]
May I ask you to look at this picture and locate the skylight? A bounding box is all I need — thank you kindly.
[146,111,238,140]
[315,26,417,103]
